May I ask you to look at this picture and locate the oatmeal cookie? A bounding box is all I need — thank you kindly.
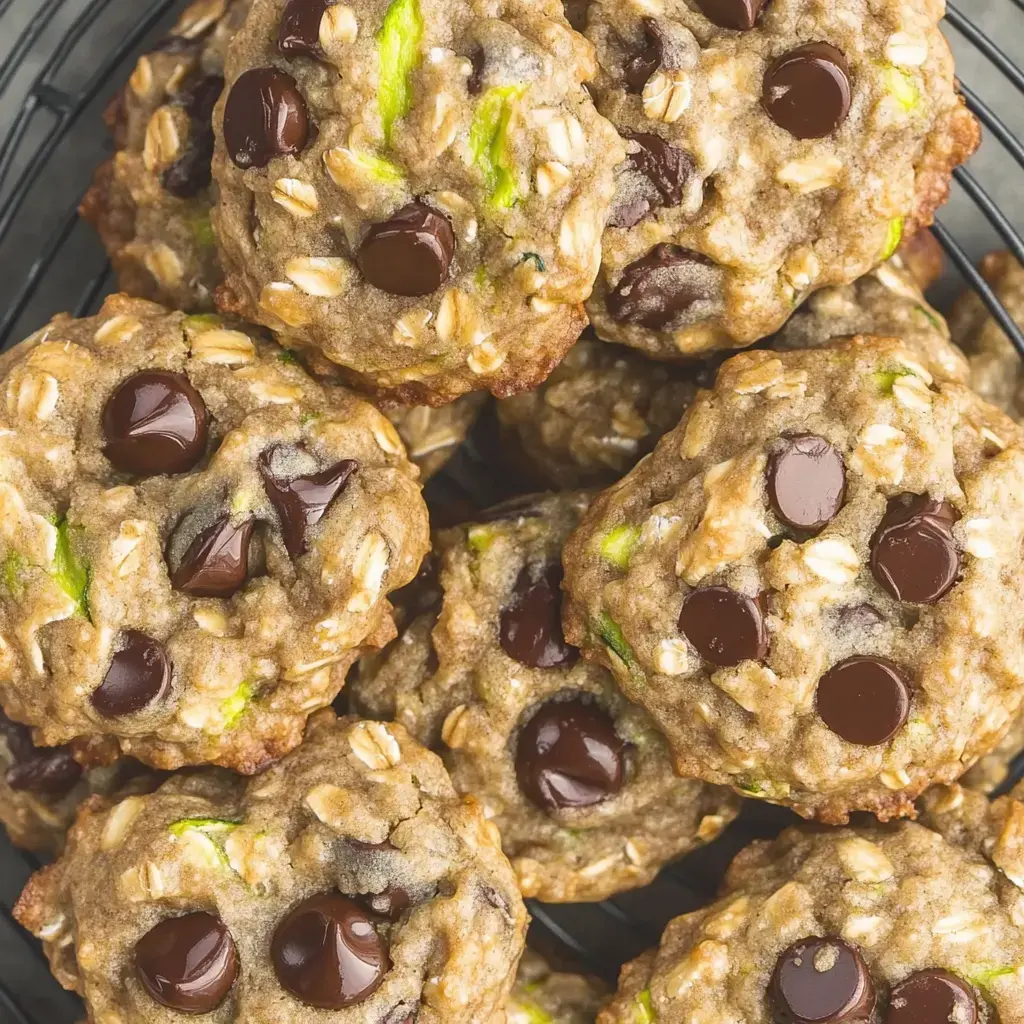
[960,715,1024,793]
[15,711,526,1024]
[0,709,157,854]
[562,337,1024,822]
[81,0,251,312]
[581,0,978,359]
[0,295,428,772]
[509,951,606,1023]
[496,332,702,488]
[950,251,1024,421]
[597,818,1024,1024]
[352,492,738,902]
[380,392,487,480]
[211,0,623,404]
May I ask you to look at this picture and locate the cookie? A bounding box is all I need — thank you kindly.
[581,0,978,359]
[379,392,487,481]
[597,817,1024,1024]
[81,0,251,312]
[960,715,1024,794]
[352,492,738,901]
[0,710,158,854]
[950,251,1024,421]
[509,951,606,1024]
[15,711,527,1023]
[497,253,965,490]
[210,0,624,404]
[0,295,428,772]
[562,337,1024,822]
[496,332,702,488]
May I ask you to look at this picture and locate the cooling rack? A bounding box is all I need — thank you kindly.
[2,1,1024,1019]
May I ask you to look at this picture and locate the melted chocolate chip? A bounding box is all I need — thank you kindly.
[183,73,225,123]
[515,697,625,810]
[771,937,876,1024]
[499,562,577,669]
[103,370,208,477]
[169,515,255,597]
[0,710,82,796]
[259,449,358,558]
[763,42,852,140]
[91,631,172,719]
[278,0,332,58]
[467,48,485,95]
[609,130,694,227]
[767,435,846,534]
[358,202,455,297]
[272,893,388,1009]
[869,495,961,605]
[223,67,309,169]
[135,912,238,1013]
[163,74,224,198]
[817,656,910,746]
[886,970,978,1024]
[678,587,767,667]
[607,244,714,329]
[624,18,665,93]
[694,0,767,31]
[357,885,410,921]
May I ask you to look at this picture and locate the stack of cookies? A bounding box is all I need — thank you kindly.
[3,0,1024,1020]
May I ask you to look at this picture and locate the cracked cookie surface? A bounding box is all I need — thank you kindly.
[16,711,526,1024]
[81,0,252,312]
[211,0,623,404]
[562,337,1024,822]
[950,250,1024,422]
[581,0,977,359]
[0,295,428,772]
[597,817,1024,1024]
[353,491,737,902]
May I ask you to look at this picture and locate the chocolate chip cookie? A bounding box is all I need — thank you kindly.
[16,710,527,1023]
[352,492,738,902]
[0,709,157,854]
[581,0,978,359]
[0,295,428,773]
[597,817,1024,1024]
[950,251,1024,421]
[496,332,702,488]
[562,337,1024,822]
[81,0,251,312]
[380,392,487,480]
[211,0,623,404]
[509,951,606,1024]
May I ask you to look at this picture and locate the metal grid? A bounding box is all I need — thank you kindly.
[1,1,1024,1019]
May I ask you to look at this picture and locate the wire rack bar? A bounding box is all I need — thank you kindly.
[527,902,616,976]
[0,0,68,100]
[952,165,1024,271]
[0,982,31,1024]
[946,4,1024,95]
[957,81,1024,173]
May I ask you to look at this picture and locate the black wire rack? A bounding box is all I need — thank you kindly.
[2,1,1024,1020]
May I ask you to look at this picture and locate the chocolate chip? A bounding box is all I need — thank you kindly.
[223,67,309,169]
[90,631,172,718]
[817,656,910,746]
[499,561,577,669]
[624,18,665,93]
[467,48,485,95]
[515,697,625,810]
[607,244,714,330]
[356,886,410,921]
[678,587,767,667]
[103,370,208,477]
[771,937,876,1024]
[259,449,358,558]
[162,74,224,198]
[182,73,225,124]
[767,435,846,534]
[609,130,695,228]
[358,202,455,297]
[763,42,852,139]
[0,710,82,796]
[693,0,767,30]
[886,970,978,1024]
[278,0,332,58]
[272,893,388,1009]
[563,0,590,32]
[869,495,961,605]
[135,912,237,1013]
[169,515,255,597]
